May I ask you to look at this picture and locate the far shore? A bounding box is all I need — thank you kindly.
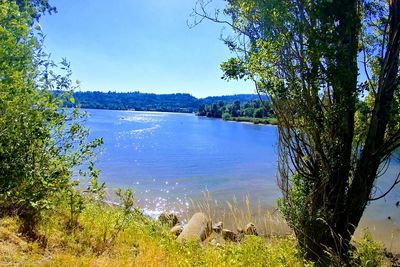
[81,107,278,125]
[224,116,278,125]
[200,116,278,126]
[81,107,195,115]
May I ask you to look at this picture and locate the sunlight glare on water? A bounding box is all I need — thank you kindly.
[85,109,400,226]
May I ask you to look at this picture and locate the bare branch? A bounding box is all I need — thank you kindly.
[369,171,400,201]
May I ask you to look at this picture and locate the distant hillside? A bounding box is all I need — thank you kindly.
[199,94,261,105]
[69,91,261,113]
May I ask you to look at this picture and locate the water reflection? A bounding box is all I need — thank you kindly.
[85,109,400,251]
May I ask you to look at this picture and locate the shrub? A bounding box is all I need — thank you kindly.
[0,1,102,238]
[353,231,384,267]
[222,112,232,120]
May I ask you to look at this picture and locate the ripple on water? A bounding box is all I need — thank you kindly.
[116,124,161,142]
[119,112,166,123]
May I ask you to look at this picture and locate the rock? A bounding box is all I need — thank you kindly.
[177,212,212,242]
[222,229,237,242]
[170,224,183,236]
[396,201,399,207]
[245,222,258,236]
[212,221,223,233]
[159,212,179,227]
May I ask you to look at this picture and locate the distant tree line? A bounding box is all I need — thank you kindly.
[197,100,276,123]
[68,91,198,112]
[64,91,260,113]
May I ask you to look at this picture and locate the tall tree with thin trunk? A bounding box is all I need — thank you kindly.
[192,0,400,263]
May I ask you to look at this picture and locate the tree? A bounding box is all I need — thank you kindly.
[193,0,400,263]
[228,100,241,117]
[253,107,265,118]
[242,107,255,117]
[198,104,207,116]
[16,0,57,21]
[0,1,102,237]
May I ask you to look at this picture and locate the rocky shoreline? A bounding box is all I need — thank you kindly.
[159,212,261,246]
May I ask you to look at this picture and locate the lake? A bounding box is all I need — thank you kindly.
[86,109,280,212]
[85,109,400,249]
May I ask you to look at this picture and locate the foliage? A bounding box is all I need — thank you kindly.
[193,0,400,263]
[201,94,262,105]
[105,189,141,249]
[221,58,247,80]
[69,91,261,113]
[222,112,232,120]
[0,0,102,237]
[277,172,310,234]
[69,91,199,112]
[353,231,384,267]
[197,99,275,124]
[16,0,57,21]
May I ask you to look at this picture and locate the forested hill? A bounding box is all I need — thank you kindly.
[69,91,260,113]
[200,94,264,105]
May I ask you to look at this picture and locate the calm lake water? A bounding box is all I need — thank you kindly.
[86,109,279,212]
[85,109,399,247]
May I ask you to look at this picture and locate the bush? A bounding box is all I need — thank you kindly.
[222,112,232,120]
[353,231,384,267]
[278,172,311,236]
[0,1,102,238]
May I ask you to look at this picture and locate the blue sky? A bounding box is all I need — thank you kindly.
[40,0,253,98]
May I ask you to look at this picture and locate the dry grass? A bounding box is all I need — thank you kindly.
[0,195,392,266]
[0,202,310,267]
[190,192,291,236]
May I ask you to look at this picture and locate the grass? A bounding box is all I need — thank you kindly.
[0,194,394,266]
[189,192,291,237]
[0,200,310,266]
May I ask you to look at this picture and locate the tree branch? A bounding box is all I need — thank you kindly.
[369,171,400,201]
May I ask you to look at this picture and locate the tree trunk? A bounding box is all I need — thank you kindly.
[297,0,359,263]
[345,0,400,242]
[296,0,400,264]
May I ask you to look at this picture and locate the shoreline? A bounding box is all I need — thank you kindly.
[82,107,195,115]
[225,116,278,125]
[103,188,400,253]
[197,115,278,126]
[81,107,277,126]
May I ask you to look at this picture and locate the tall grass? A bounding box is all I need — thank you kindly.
[0,193,393,266]
[189,192,291,236]
[0,200,311,266]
